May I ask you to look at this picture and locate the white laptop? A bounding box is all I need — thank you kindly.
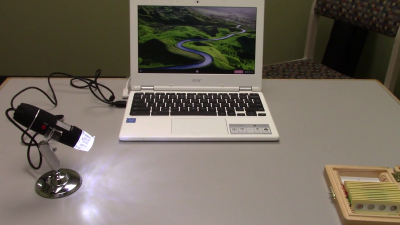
[119,0,279,141]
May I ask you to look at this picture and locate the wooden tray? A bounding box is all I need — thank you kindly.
[324,165,400,225]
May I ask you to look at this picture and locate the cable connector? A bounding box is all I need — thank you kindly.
[122,88,129,99]
[122,78,131,99]
[112,100,127,108]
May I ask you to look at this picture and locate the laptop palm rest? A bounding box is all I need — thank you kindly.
[171,118,228,135]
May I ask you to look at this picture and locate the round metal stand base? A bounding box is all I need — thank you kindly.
[35,169,82,199]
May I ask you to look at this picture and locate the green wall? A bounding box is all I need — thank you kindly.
[0,0,399,98]
[0,0,130,77]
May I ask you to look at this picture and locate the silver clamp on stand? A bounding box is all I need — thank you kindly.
[35,128,82,199]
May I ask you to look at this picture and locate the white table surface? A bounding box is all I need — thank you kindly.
[0,78,399,225]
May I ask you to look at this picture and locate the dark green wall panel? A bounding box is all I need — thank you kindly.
[0,0,130,77]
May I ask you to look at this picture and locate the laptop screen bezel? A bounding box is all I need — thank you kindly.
[130,0,265,91]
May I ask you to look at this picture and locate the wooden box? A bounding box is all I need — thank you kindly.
[324,165,400,225]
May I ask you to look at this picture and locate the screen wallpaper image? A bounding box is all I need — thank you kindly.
[138,6,257,74]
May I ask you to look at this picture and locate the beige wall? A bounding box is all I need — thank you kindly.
[0,0,399,98]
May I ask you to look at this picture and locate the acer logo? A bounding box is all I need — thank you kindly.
[192,79,202,82]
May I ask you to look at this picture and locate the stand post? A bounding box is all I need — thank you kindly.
[35,129,82,199]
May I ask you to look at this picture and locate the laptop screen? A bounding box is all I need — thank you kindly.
[138,6,257,75]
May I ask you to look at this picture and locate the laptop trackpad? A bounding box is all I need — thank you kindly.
[171,118,228,135]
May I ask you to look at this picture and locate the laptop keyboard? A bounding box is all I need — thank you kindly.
[130,92,266,116]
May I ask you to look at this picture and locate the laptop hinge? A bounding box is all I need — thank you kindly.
[239,86,252,92]
[140,86,154,91]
